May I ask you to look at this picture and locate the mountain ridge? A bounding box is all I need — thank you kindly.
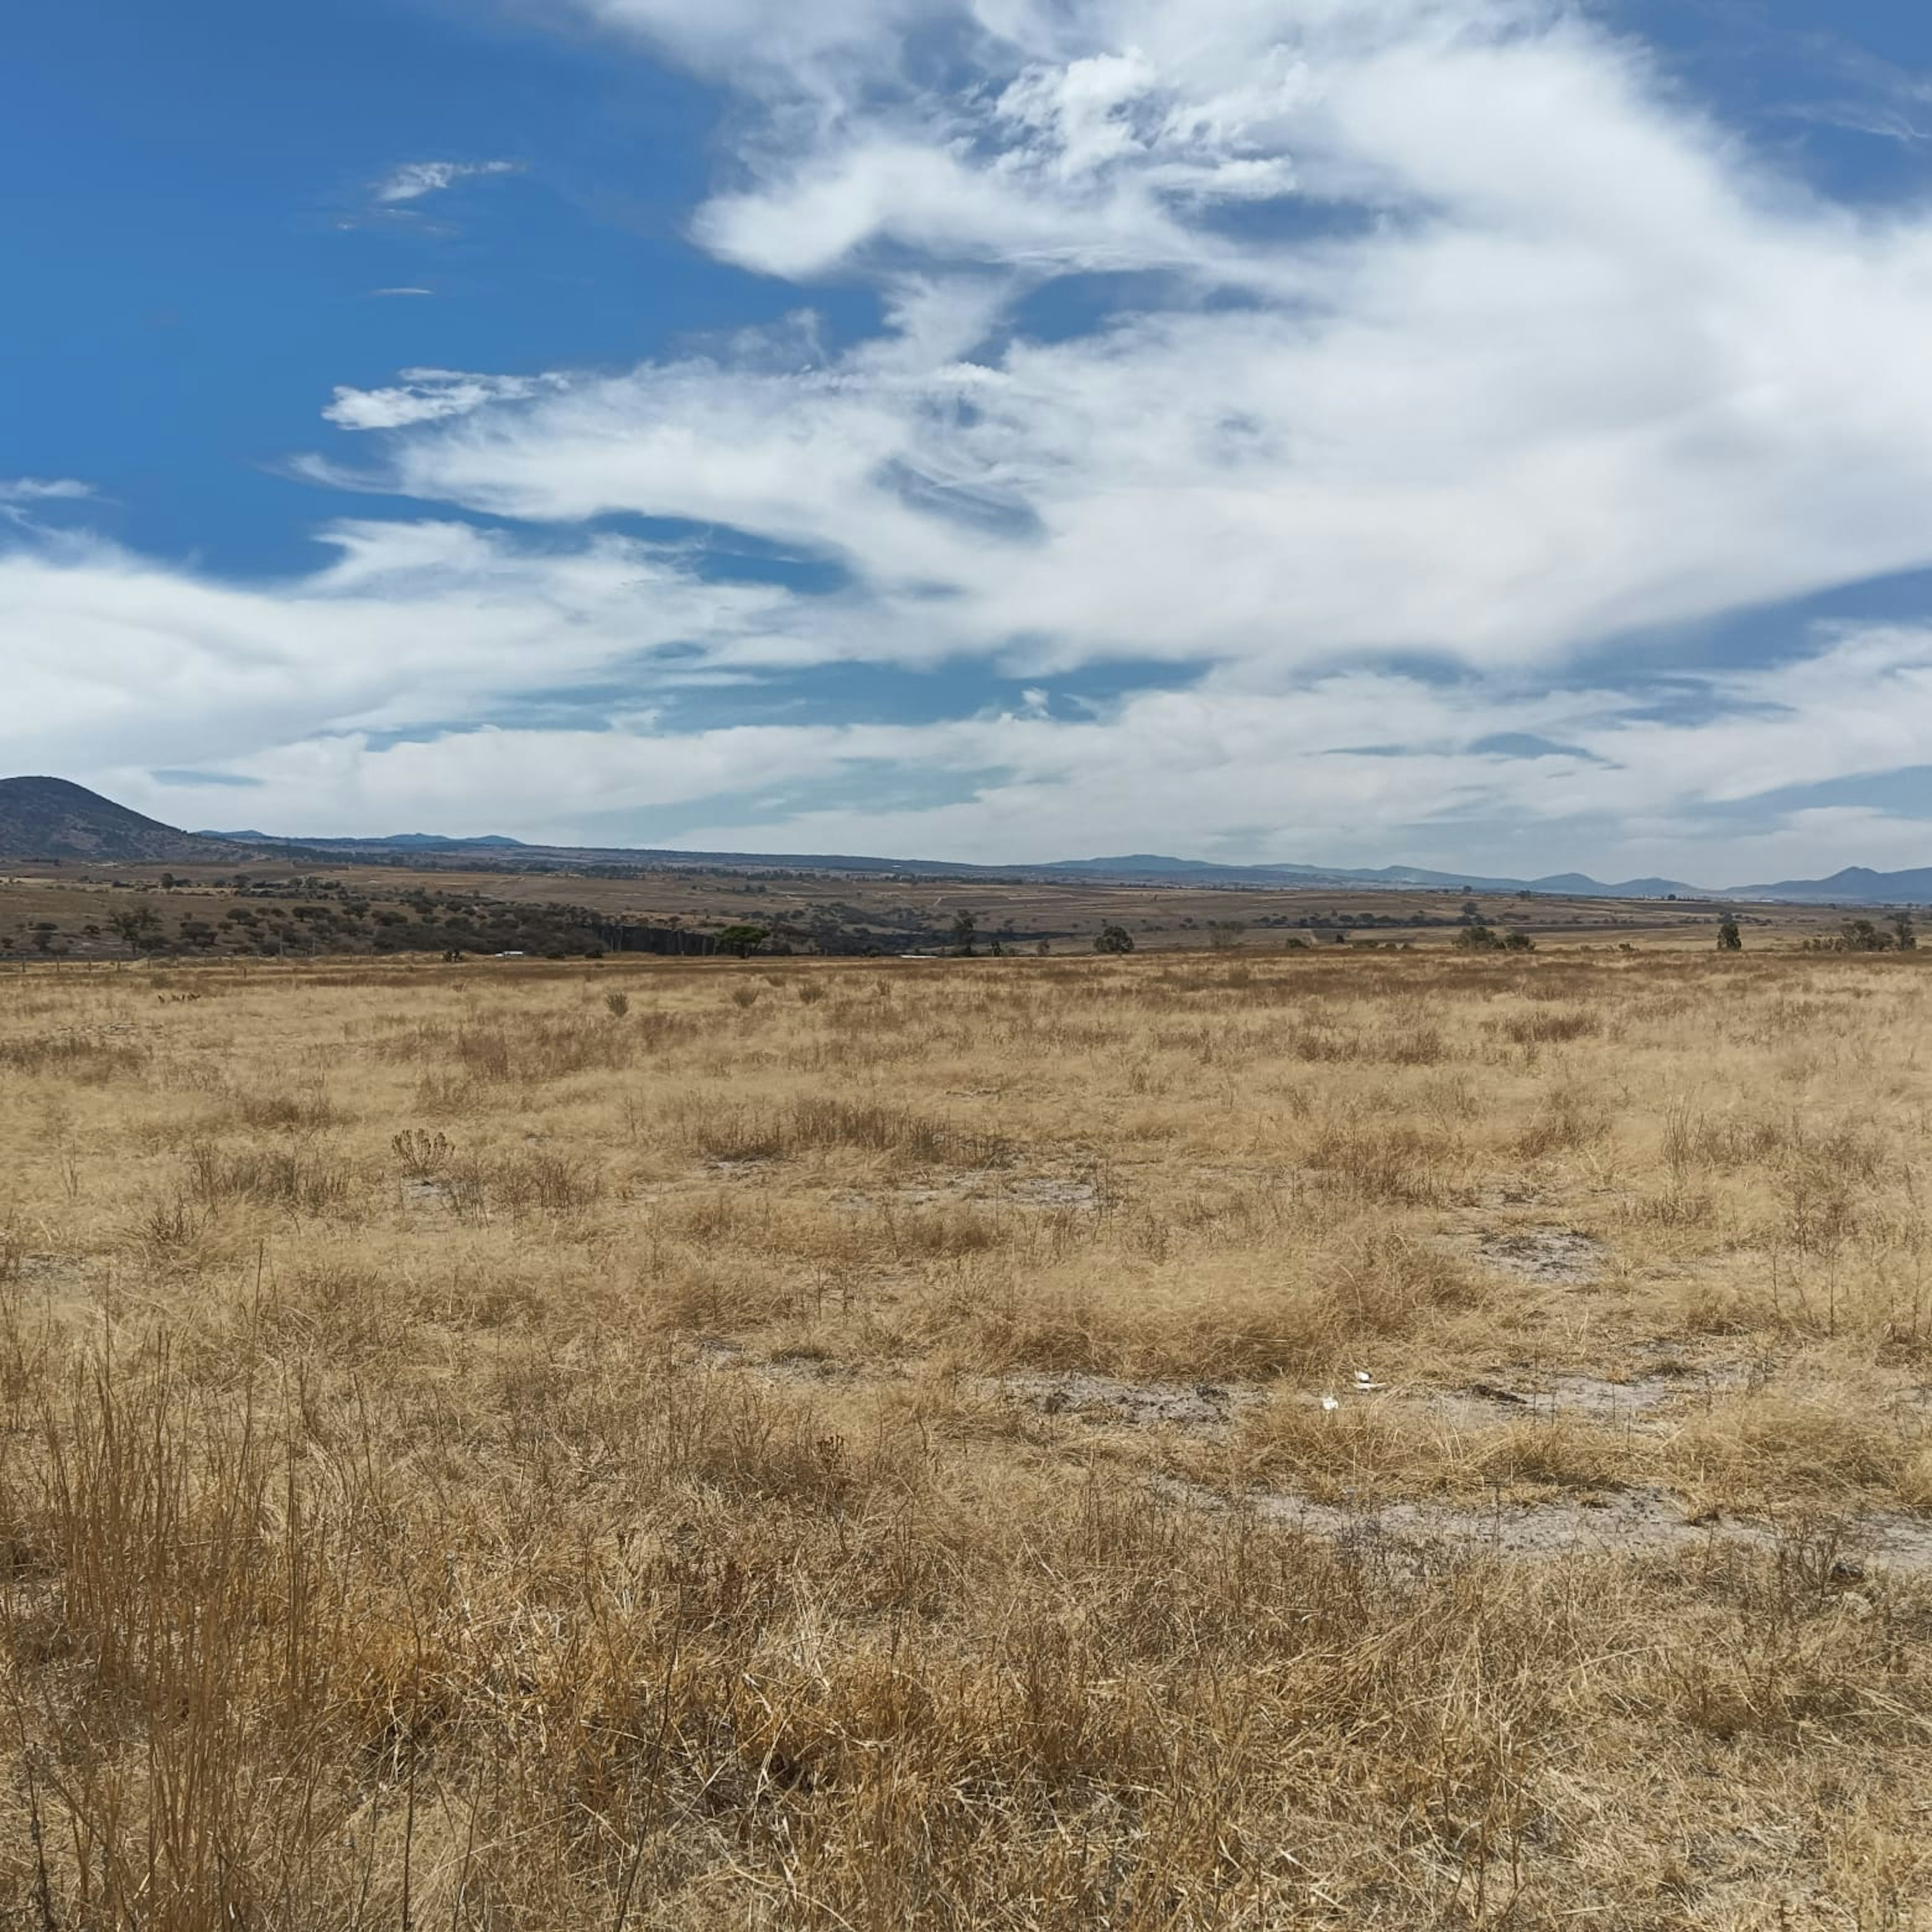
[4,777,1929,905]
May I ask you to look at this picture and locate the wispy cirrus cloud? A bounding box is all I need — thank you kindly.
[0,478,92,504]
[321,369,571,432]
[373,158,521,204]
[1,477,94,528]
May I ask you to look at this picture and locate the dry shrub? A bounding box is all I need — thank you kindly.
[1673,1394,1920,1500]
[228,1086,341,1132]
[1325,1226,1481,1336]
[1304,1119,1460,1204]
[1497,1007,1601,1045]
[390,1125,453,1177]
[135,1195,208,1262]
[1234,1402,1633,1502]
[1283,1021,1445,1065]
[869,1200,1011,1260]
[633,1008,696,1052]
[185,1142,352,1215]
[388,1013,636,1082]
[488,1148,603,1216]
[1513,1083,1611,1158]
[679,1094,1007,1169]
[0,1031,148,1081]
[963,1229,1476,1381]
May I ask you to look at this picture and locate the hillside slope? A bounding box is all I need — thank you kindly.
[0,777,224,862]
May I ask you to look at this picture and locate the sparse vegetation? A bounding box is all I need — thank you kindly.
[2,945,1930,1925]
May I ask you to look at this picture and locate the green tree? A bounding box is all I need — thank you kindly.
[1094,923,1135,954]
[1455,923,1499,951]
[1205,919,1247,951]
[107,906,160,953]
[715,923,768,958]
[1716,917,1742,951]
[1841,918,1893,952]
[950,910,978,956]
[1893,913,1917,951]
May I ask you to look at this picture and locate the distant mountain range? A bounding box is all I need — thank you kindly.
[2,774,1928,905]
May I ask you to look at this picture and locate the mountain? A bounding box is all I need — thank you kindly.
[1723,865,1932,904]
[1047,856,1711,897]
[1528,872,1707,898]
[7,778,1931,903]
[0,776,229,863]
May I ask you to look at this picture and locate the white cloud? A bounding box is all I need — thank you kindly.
[0,478,92,504]
[327,1,1932,680]
[68,621,1932,881]
[19,0,1932,877]
[0,521,798,778]
[324,369,571,431]
[373,158,521,204]
[1,478,94,531]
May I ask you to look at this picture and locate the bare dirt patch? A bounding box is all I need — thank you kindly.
[1153,1475,1932,1577]
[1472,1224,1606,1283]
[980,1370,1265,1433]
[841,1168,1106,1212]
[1427,1361,1741,1429]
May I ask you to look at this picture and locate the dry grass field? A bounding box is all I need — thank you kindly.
[3,946,1931,1927]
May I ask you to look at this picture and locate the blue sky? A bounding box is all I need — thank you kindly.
[10,0,1932,881]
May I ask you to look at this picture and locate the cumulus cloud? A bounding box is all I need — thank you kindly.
[373,158,521,204]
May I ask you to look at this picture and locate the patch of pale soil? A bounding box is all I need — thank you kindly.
[7,1251,106,1294]
[690,1339,901,1387]
[1426,1361,1743,1429]
[1149,1476,1932,1578]
[841,1170,1105,1213]
[979,1371,1264,1434]
[1472,1225,1607,1284]
[1463,1179,1553,1212]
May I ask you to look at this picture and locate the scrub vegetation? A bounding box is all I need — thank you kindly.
[2,946,1930,1927]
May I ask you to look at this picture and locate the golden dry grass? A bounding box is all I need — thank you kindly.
[2,947,1931,1928]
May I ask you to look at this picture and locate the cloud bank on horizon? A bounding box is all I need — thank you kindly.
[13,0,1932,880]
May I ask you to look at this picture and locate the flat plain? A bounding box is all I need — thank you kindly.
[0,860,1849,961]
[3,944,1931,1927]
